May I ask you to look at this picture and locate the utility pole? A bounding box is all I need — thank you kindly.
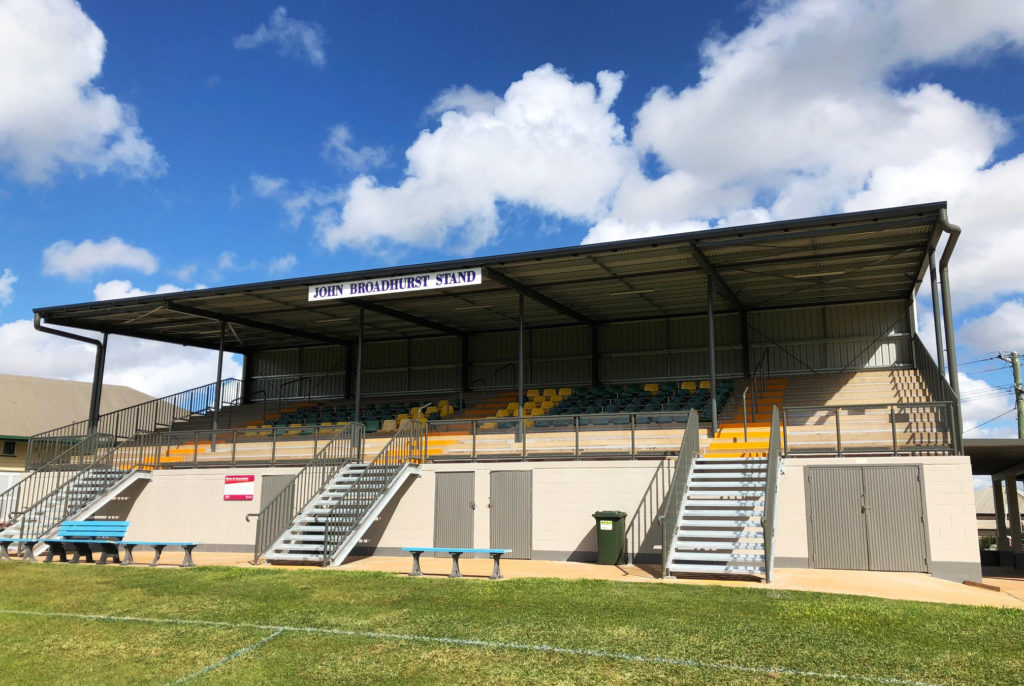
[998,352,1024,439]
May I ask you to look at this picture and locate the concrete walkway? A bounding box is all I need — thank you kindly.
[168,552,1024,610]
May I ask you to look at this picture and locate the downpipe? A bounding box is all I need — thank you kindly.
[33,313,107,433]
[936,209,963,450]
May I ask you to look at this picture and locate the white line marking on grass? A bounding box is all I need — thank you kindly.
[0,609,941,686]
[168,629,283,685]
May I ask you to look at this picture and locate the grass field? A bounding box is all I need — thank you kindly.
[1,563,1022,685]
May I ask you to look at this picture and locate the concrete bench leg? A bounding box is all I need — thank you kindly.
[181,546,196,568]
[490,553,504,580]
[448,552,463,578]
[0,543,9,561]
[121,544,136,566]
[150,545,166,567]
[98,543,120,565]
[21,543,36,562]
[409,551,423,577]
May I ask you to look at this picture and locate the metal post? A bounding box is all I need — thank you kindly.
[992,477,1010,553]
[471,420,477,462]
[928,250,945,379]
[212,322,225,452]
[1006,476,1024,555]
[890,406,898,455]
[707,276,718,434]
[192,431,198,467]
[630,414,636,458]
[782,409,789,455]
[88,334,109,432]
[835,408,842,456]
[1012,352,1024,439]
[354,308,364,424]
[574,415,580,459]
[517,294,525,439]
[740,310,751,379]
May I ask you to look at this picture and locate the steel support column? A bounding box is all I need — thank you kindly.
[937,210,962,442]
[89,333,108,432]
[1007,476,1024,555]
[517,294,525,428]
[992,477,1010,553]
[928,250,945,378]
[354,308,364,424]
[707,276,718,434]
[212,321,225,451]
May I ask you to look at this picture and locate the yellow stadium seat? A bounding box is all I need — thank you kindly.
[396,413,409,423]
[381,419,397,432]
[481,421,497,430]
[558,387,572,397]
[541,401,553,410]
[681,381,697,392]
[496,409,509,418]
[437,399,449,408]
[542,388,556,398]
[644,383,659,393]
[550,395,563,403]
[507,402,519,412]
[530,407,545,416]
[698,380,711,390]
[526,389,540,398]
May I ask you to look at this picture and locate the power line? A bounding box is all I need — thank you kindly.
[964,407,1016,433]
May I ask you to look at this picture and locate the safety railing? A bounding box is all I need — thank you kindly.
[761,407,782,583]
[322,420,425,566]
[26,378,243,468]
[12,432,150,541]
[251,423,364,564]
[0,433,114,531]
[426,411,695,461]
[659,410,699,578]
[912,335,963,454]
[781,401,956,456]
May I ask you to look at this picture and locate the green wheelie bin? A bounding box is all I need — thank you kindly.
[593,510,627,564]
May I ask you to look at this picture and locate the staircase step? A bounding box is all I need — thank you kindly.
[677,518,761,528]
[691,471,766,480]
[668,562,765,574]
[676,530,762,539]
[685,480,766,488]
[671,552,765,563]
[682,509,763,517]
[674,541,764,551]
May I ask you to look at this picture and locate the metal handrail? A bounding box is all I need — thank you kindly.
[321,420,425,566]
[751,348,770,417]
[27,378,243,468]
[762,406,782,583]
[781,401,956,456]
[13,432,140,541]
[741,385,750,442]
[0,433,115,531]
[251,423,364,564]
[912,334,963,453]
[658,410,699,577]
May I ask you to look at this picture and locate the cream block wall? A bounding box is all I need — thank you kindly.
[774,455,980,581]
[112,467,300,550]
[363,461,671,560]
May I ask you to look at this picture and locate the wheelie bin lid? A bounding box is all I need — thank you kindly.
[593,510,627,519]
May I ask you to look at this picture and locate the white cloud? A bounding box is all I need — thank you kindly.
[233,6,325,67]
[250,173,287,198]
[0,319,242,398]
[42,236,159,282]
[312,65,633,254]
[92,279,182,301]
[426,85,504,117]
[959,300,1024,355]
[268,253,297,274]
[0,0,164,182]
[322,125,386,172]
[959,372,1016,438]
[174,264,197,282]
[217,251,237,270]
[0,268,16,306]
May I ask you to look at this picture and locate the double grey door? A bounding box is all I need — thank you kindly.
[806,465,928,572]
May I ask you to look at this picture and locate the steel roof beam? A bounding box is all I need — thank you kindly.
[349,299,464,337]
[690,243,745,311]
[485,268,595,326]
[166,301,351,346]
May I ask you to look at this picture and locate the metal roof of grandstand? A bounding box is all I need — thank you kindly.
[35,202,951,353]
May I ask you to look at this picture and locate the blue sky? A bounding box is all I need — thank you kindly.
[0,0,1022,437]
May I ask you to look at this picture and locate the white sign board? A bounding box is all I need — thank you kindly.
[308,267,483,302]
[224,475,255,501]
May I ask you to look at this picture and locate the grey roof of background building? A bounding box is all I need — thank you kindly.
[975,485,1024,516]
[0,374,156,438]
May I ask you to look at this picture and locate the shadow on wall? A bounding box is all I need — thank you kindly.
[92,478,149,521]
[625,458,672,565]
[350,476,417,556]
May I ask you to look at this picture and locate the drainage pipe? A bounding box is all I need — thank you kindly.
[936,208,962,445]
[33,313,107,431]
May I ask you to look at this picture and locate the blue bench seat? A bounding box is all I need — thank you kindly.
[2,520,199,568]
[401,546,511,579]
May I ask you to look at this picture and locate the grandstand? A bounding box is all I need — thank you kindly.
[0,202,984,582]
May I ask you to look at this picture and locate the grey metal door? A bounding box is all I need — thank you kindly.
[806,466,928,572]
[259,475,294,514]
[490,471,532,559]
[434,472,474,555]
[863,466,928,572]
[807,467,869,570]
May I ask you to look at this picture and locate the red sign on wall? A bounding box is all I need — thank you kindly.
[224,474,255,501]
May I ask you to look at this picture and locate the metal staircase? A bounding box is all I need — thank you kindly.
[262,421,424,566]
[662,408,783,581]
[0,434,152,556]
